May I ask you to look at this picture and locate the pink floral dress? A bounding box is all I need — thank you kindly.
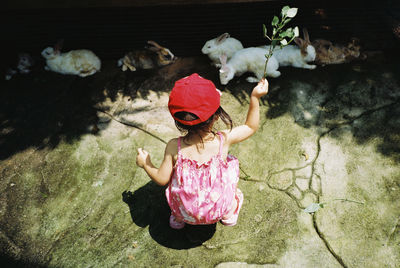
[166,132,240,225]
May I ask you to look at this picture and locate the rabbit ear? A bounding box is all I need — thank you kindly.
[294,37,305,48]
[54,39,64,53]
[219,65,228,73]
[219,53,227,65]
[147,40,163,50]
[303,28,311,44]
[146,46,159,52]
[216,33,230,44]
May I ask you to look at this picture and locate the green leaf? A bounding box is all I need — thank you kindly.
[287,28,295,38]
[271,40,278,47]
[280,28,294,38]
[263,24,267,37]
[304,203,322,213]
[287,7,298,18]
[294,26,299,37]
[284,18,292,24]
[271,16,279,26]
[281,6,290,16]
[279,29,290,38]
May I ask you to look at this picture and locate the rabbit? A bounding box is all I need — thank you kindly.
[312,38,364,65]
[117,41,176,71]
[312,39,345,65]
[264,28,317,70]
[41,41,101,77]
[218,47,280,85]
[5,53,35,80]
[201,33,244,67]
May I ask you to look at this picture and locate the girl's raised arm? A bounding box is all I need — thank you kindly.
[225,79,269,145]
[136,139,177,186]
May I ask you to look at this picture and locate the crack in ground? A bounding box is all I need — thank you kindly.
[312,210,348,268]
[96,101,398,267]
[95,108,168,144]
[264,100,400,268]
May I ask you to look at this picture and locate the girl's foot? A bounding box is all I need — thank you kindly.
[170,214,185,229]
[221,189,243,226]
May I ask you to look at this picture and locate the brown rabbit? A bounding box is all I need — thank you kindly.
[117,41,176,71]
[312,38,363,65]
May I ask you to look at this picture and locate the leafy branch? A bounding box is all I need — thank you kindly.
[304,198,365,214]
[263,6,300,77]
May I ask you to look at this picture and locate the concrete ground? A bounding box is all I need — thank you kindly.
[0,52,399,267]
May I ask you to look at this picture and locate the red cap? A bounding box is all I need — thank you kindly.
[168,73,220,126]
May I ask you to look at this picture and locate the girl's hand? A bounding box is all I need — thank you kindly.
[136,148,150,168]
[251,78,269,98]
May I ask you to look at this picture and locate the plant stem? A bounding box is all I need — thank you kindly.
[332,198,365,205]
[263,41,275,78]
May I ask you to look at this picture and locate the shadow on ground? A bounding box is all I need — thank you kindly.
[263,50,400,162]
[2,50,400,163]
[0,254,46,268]
[1,49,400,267]
[122,181,216,249]
[0,56,213,161]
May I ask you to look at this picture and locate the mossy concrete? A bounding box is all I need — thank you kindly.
[0,53,399,267]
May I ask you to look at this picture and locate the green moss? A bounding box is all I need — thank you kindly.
[1,55,400,267]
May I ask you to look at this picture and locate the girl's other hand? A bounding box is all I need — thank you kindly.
[136,148,150,168]
[251,78,269,98]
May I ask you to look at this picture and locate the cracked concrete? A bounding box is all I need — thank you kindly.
[0,52,400,267]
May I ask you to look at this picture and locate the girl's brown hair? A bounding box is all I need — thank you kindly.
[174,107,232,144]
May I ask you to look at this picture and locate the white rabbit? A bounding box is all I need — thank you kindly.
[264,28,316,70]
[201,33,243,67]
[41,42,101,77]
[219,47,281,85]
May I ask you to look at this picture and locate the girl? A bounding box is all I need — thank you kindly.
[136,73,268,229]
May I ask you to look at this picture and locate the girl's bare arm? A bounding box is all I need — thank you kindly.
[225,78,268,145]
[136,139,176,186]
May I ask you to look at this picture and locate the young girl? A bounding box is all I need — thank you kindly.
[136,73,268,229]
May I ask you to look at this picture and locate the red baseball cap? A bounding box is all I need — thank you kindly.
[168,73,220,126]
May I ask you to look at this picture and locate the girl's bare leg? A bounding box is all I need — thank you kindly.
[222,195,238,220]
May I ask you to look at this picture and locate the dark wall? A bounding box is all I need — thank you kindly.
[3,0,274,10]
[0,0,398,63]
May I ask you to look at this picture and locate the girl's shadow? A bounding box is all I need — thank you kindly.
[122,181,216,249]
